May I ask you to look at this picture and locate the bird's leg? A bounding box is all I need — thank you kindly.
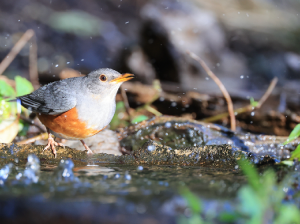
[43,128,64,158]
[80,140,94,154]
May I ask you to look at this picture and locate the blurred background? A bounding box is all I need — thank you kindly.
[0,0,300,132]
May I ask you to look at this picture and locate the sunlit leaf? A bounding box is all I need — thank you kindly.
[280,160,294,166]
[131,115,148,124]
[290,144,300,161]
[0,98,12,121]
[153,79,162,92]
[250,97,259,107]
[283,124,300,145]
[0,80,15,97]
[15,76,34,97]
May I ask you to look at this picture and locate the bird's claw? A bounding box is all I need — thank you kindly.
[43,137,64,158]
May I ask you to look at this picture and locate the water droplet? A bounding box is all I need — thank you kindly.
[165,122,172,128]
[147,145,155,152]
[124,173,131,180]
[137,166,143,171]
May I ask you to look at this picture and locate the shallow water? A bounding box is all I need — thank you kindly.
[0,156,247,223]
[0,116,299,223]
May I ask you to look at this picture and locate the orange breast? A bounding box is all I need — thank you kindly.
[38,107,103,139]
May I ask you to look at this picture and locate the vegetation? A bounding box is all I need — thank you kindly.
[0,76,33,133]
[180,159,300,224]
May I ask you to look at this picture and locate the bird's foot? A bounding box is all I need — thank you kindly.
[80,140,94,155]
[43,135,64,158]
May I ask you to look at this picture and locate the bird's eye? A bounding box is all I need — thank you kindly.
[100,74,107,82]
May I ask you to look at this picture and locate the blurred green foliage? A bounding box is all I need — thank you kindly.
[179,159,300,224]
[48,10,102,36]
[0,76,33,133]
[284,124,300,145]
[0,80,14,122]
[110,102,149,130]
[281,124,300,163]
[110,102,129,130]
[15,76,34,97]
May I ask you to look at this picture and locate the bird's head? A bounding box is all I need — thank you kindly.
[85,68,134,99]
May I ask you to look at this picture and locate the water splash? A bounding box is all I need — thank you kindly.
[54,159,77,182]
[16,154,40,184]
[0,163,13,185]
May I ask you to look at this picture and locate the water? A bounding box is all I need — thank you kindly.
[0,116,299,222]
[0,152,298,223]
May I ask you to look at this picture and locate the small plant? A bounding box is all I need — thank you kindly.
[280,124,300,166]
[179,159,300,224]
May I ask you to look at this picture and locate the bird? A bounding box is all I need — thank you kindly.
[18,68,134,157]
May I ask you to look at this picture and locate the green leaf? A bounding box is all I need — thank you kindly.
[250,97,259,107]
[15,76,34,97]
[180,187,202,214]
[283,124,300,145]
[131,115,148,124]
[280,160,294,166]
[238,159,260,192]
[0,80,15,97]
[290,144,300,161]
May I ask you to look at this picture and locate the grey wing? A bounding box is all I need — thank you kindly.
[18,80,77,115]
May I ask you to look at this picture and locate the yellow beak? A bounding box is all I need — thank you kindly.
[110,73,134,84]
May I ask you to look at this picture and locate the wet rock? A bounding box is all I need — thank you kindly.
[135,140,276,169]
[62,129,122,155]
[1,116,298,168]
[118,116,298,162]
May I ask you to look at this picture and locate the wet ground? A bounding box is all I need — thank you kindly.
[0,116,299,223]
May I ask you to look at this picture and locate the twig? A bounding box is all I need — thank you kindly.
[120,86,132,121]
[17,132,48,144]
[19,114,47,132]
[202,77,278,123]
[144,105,162,116]
[188,51,236,131]
[0,29,35,76]
[29,33,39,90]
[256,77,278,108]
